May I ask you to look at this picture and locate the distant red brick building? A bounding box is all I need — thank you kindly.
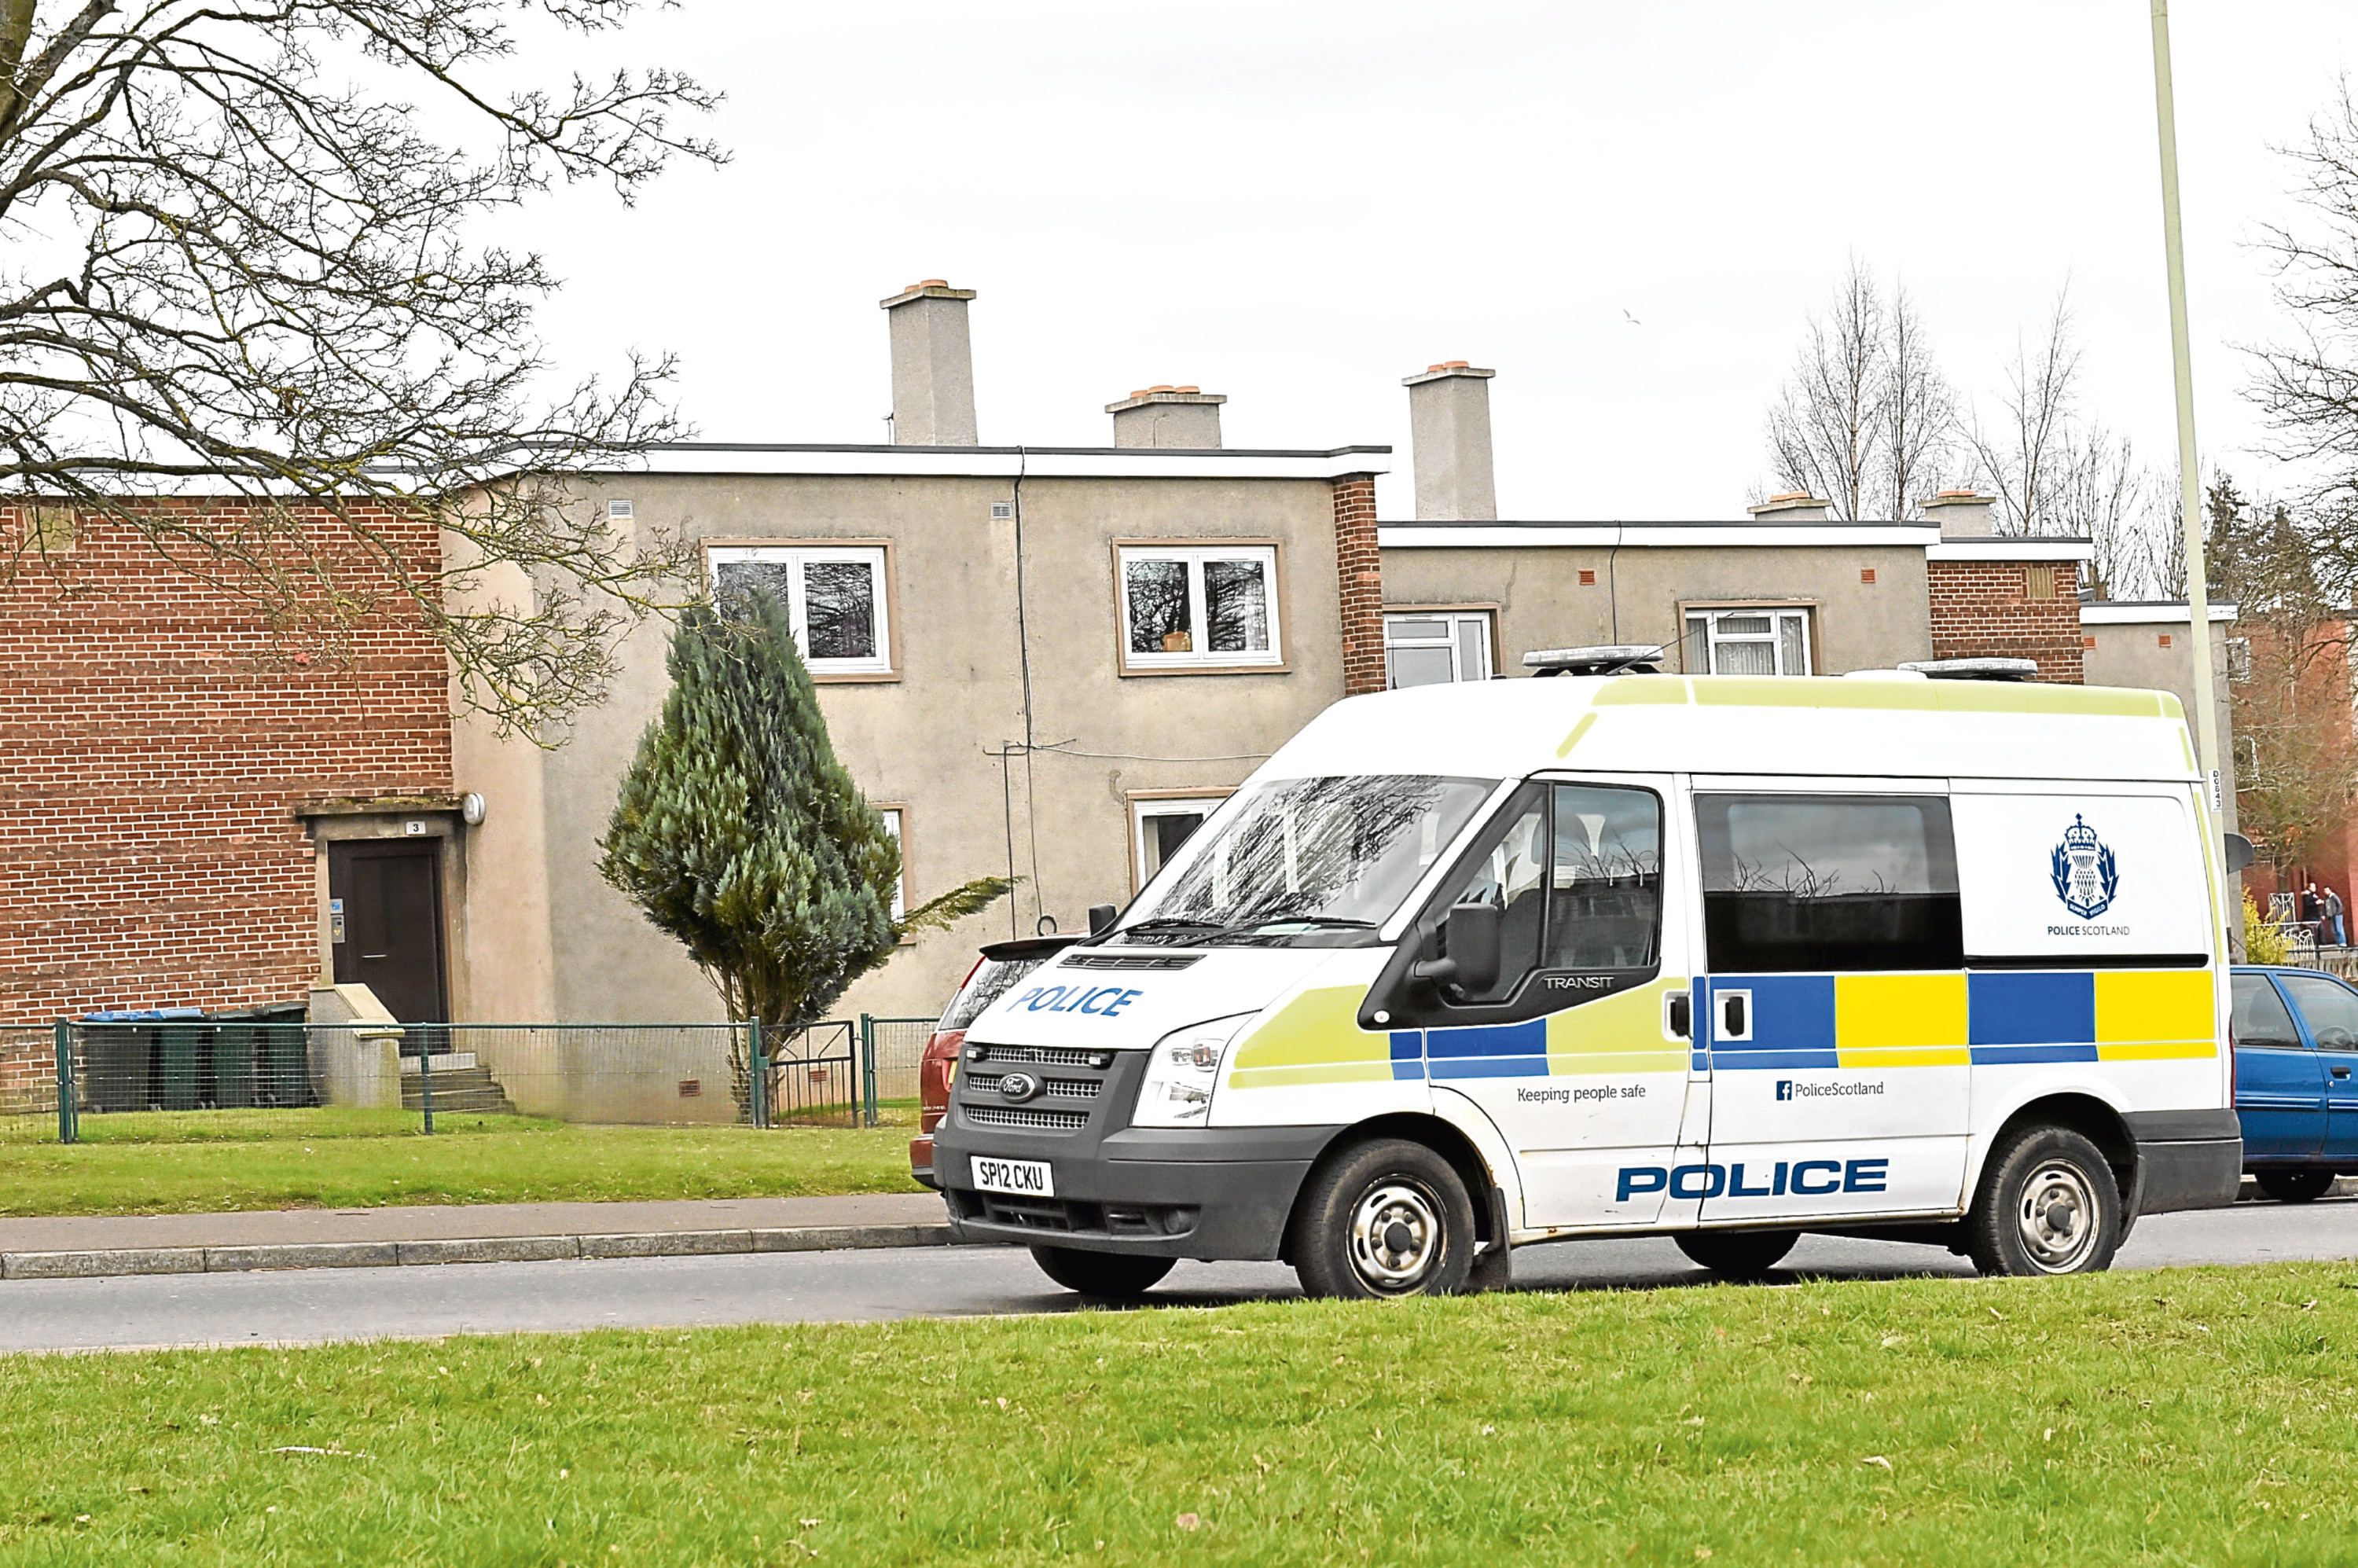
[0,501,453,1025]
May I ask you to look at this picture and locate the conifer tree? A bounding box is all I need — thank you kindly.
[599,593,1010,1059]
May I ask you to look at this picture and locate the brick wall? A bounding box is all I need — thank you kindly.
[1331,475,1386,696]
[0,503,453,1024]
[1926,560,2084,683]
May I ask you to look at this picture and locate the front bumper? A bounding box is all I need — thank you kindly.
[934,1043,1342,1259]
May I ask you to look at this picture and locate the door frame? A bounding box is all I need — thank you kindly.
[299,802,469,1018]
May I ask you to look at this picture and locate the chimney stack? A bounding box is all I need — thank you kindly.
[1923,488,1996,538]
[1402,362,1497,520]
[880,279,979,445]
[1747,492,1832,522]
[1104,385,1225,448]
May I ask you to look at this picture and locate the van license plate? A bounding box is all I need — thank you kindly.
[972,1157,1054,1198]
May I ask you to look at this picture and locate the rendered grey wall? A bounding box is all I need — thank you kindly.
[2081,618,2241,834]
[505,472,1349,1026]
[1379,543,1936,675]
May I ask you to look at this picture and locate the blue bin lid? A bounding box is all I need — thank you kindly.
[78,1008,207,1023]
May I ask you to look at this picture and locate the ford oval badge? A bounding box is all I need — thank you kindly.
[998,1071,1041,1103]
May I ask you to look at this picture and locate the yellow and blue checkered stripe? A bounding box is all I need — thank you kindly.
[1699,969,2216,1069]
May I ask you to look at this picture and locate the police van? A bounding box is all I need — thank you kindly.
[935,661,2244,1298]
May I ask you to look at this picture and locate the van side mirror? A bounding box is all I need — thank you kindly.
[2224,833,2256,874]
[1412,903,1502,994]
[1088,902,1118,936]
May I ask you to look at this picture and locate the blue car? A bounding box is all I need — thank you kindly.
[2232,964,2358,1201]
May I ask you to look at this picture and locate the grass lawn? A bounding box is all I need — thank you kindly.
[3,1264,2356,1564]
[0,1110,924,1217]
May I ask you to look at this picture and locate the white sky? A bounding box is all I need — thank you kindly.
[510,1,2358,523]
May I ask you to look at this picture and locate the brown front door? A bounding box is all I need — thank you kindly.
[329,842,448,1023]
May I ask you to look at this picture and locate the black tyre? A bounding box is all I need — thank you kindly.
[1963,1126,2124,1277]
[1028,1246,1174,1298]
[1675,1228,1799,1279]
[2257,1168,2336,1203]
[1289,1138,1478,1300]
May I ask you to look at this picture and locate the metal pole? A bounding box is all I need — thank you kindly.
[53,1020,75,1145]
[860,1015,876,1128]
[417,1032,433,1136]
[2150,0,2224,810]
[749,1019,767,1130]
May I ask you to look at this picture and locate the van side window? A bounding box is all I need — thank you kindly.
[1434,783,1664,1008]
[2231,974,2303,1050]
[1695,794,1961,972]
[1547,784,1662,970]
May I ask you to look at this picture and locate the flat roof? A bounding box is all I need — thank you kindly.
[1380,520,1941,549]
[2081,600,2240,626]
[585,442,1394,481]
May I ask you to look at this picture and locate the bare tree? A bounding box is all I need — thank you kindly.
[1875,280,1958,521]
[2051,426,2167,598]
[0,2,724,733]
[2254,75,2358,615]
[1764,259,1958,520]
[1967,292,2087,537]
[1765,259,1884,520]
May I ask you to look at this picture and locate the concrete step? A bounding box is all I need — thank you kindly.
[398,1064,518,1115]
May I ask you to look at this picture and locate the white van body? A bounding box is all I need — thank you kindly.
[936,672,2242,1292]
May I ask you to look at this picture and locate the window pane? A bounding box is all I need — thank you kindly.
[2283,975,2358,1051]
[1779,613,1808,675]
[1126,558,1192,654]
[1456,617,1489,680]
[1696,795,1962,971]
[803,560,877,660]
[1204,558,1269,653]
[879,808,904,920]
[1713,639,1777,676]
[2231,975,2303,1049]
[1715,613,1772,634]
[714,560,794,619]
[1684,615,1710,674]
[1546,785,1662,970]
[1442,801,1548,1004]
[1389,617,1450,641]
[1388,646,1456,689]
[1143,812,1207,880]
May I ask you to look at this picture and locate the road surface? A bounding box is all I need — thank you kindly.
[6,1195,2357,1353]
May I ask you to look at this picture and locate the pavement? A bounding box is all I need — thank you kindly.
[0,1192,953,1280]
[5,1190,2358,1353]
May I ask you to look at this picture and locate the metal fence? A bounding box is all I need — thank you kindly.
[28,1017,918,1143]
[861,1015,937,1110]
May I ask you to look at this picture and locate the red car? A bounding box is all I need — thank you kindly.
[910,935,1076,1188]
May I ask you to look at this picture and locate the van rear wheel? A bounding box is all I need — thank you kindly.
[1675,1228,1799,1279]
[1028,1246,1174,1298]
[1290,1138,1477,1301]
[1964,1126,2123,1277]
[2257,1168,2335,1203]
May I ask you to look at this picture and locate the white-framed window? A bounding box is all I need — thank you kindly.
[1118,545,1281,670]
[707,545,892,675]
[879,806,906,920]
[1132,795,1229,891]
[1684,607,1813,676]
[1384,611,1493,689]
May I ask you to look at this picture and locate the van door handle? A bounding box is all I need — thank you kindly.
[1665,992,1691,1040]
[2335,1066,2352,1080]
[362,953,390,960]
[1721,993,1746,1038]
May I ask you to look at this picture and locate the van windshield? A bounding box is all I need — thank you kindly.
[1115,775,1497,947]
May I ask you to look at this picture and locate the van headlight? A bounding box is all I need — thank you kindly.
[1132,1014,1254,1128]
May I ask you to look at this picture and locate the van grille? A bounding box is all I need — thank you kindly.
[964,1074,1100,1100]
[971,1044,1096,1068]
[961,1103,1089,1132]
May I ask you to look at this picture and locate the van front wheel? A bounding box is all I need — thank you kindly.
[1290,1139,1477,1300]
[1964,1126,2123,1277]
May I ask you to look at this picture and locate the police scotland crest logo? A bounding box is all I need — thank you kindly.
[2050,814,2119,920]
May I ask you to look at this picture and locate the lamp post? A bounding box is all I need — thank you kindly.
[2149,0,2224,813]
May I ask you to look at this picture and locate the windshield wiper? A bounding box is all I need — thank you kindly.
[1231,912,1376,930]
[1111,917,1226,941]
